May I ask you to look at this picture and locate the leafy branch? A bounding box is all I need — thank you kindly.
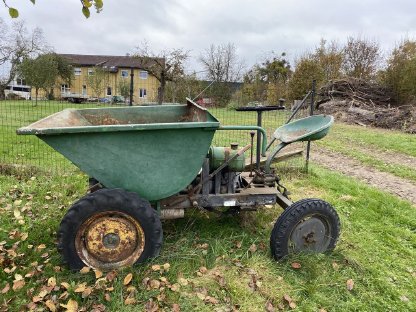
[2,0,103,18]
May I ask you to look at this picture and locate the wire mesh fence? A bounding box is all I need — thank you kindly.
[0,79,313,177]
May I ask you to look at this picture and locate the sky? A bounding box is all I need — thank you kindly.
[1,0,416,74]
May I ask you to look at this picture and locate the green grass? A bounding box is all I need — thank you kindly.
[0,167,415,311]
[326,123,416,157]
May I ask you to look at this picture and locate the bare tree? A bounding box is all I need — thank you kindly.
[0,18,48,99]
[134,42,189,104]
[199,43,245,82]
[342,36,380,79]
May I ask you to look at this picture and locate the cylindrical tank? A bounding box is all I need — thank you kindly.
[208,144,245,172]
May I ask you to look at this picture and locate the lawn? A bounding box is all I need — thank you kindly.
[0,101,415,311]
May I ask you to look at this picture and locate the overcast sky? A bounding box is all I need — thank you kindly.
[1,0,415,73]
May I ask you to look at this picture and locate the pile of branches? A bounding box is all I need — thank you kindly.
[317,78,393,107]
[316,78,415,133]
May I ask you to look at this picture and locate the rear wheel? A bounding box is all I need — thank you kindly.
[270,199,340,260]
[58,188,162,270]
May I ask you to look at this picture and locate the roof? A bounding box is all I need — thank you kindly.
[58,54,163,70]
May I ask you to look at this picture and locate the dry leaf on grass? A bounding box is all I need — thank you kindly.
[346,279,354,291]
[79,266,90,274]
[94,269,103,279]
[291,262,301,269]
[248,244,257,253]
[60,299,78,312]
[123,273,133,286]
[12,280,25,291]
[45,299,56,312]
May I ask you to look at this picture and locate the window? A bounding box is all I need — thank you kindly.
[139,71,148,79]
[139,88,147,98]
[88,68,94,76]
[61,84,70,94]
[74,68,82,76]
[82,85,87,95]
[16,78,26,85]
[121,70,129,78]
[106,87,112,96]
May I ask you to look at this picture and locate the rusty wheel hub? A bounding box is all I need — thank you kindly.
[75,211,145,270]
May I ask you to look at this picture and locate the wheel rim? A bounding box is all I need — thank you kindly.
[75,211,145,270]
[289,214,332,253]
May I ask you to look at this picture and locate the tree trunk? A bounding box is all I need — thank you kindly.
[158,72,166,104]
[34,88,38,107]
[0,86,5,100]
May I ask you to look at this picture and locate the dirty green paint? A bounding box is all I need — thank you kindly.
[209,146,246,172]
[18,101,220,201]
[273,115,334,143]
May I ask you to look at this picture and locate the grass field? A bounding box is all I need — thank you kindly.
[1,100,415,311]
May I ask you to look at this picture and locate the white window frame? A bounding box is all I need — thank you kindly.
[61,84,70,94]
[106,86,112,96]
[121,70,129,78]
[139,88,147,98]
[74,68,82,76]
[88,68,94,76]
[139,71,148,80]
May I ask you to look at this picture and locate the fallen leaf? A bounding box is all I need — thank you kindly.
[291,262,301,269]
[60,299,78,312]
[235,241,242,249]
[14,273,23,281]
[178,278,188,286]
[106,270,118,282]
[74,282,87,293]
[123,273,133,286]
[12,279,25,291]
[346,279,354,291]
[124,297,136,305]
[45,300,56,312]
[60,282,70,290]
[149,279,160,289]
[248,244,257,253]
[47,277,56,288]
[172,303,180,312]
[80,266,90,274]
[151,264,161,271]
[82,286,93,298]
[204,296,219,304]
[104,293,111,302]
[400,295,409,302]
[289,301,297,309]
[265,300,275,312]
[21,233,28,241]
[1,283,10,294]
[94,269,103,279]
[170,283,180,292]
[145,299,159,312]
[199,267,208,274]
[163,263,171,271]
[37,244,46,250]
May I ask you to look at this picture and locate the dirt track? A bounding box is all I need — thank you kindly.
[312,147,416,205]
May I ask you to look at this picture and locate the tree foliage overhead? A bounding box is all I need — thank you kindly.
[2,0,103,18]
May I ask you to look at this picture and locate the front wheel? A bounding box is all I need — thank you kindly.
[58,188,163,270]
[270,198,340,260]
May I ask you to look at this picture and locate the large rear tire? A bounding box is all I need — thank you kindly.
[58,188,162,270]
[270,198,340,260]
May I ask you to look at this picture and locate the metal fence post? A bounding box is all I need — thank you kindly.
[305,79,316,171]
[129,68,134,106]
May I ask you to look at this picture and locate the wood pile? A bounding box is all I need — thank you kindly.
[316,78,415,133]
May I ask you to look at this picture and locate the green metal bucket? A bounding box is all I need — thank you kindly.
[17,99,220,201]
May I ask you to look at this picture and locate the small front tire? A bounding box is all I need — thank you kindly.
[270,198,340,260]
